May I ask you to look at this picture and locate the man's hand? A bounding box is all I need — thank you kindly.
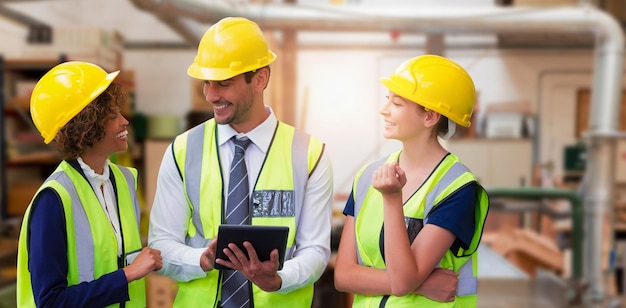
[123,247,162,282]
[415,268,458,302]
[215,241,282,292]
[200,238,219,272]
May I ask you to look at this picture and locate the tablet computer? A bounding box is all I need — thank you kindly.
[215,225,289,271]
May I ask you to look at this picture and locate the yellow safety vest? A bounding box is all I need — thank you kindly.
[17,161,145,308]
[352,152,489,307]
[171,119,324,307]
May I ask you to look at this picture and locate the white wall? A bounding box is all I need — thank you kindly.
[294,48,603,200]
[0,17,28,58]
[125,49,195,118]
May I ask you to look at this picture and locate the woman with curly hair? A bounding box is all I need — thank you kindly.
[16,61,162,307]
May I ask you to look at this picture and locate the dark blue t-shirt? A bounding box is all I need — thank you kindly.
[343,182,478,251]
[27,188,130,307]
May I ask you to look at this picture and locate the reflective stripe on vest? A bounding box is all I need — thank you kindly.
[423,162,470,219]
[55,171,96,282]
[457,256,477,296]
[352,152,485,306]
[422,162,478,296]
[353,155,386,266]
[171,119,324,308]
[17,161,145,308]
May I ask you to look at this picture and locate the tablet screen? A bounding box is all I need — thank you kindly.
[215,225,289,271]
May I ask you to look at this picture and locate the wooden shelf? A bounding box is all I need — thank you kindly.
[3,58,63,71]
[7,151,59,166]
[4,97,30,112]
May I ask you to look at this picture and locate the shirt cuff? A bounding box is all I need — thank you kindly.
[183,248,210,277]
[275,267,296,294]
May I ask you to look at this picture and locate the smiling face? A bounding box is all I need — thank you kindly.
[204,75,254,125]
[202,67,270,133]
[91,106,129,156]
[379,92,426,141]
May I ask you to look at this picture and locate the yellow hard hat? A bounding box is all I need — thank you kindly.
[187,17,277,81]
[379,55,476,127]
[30,61,119,144]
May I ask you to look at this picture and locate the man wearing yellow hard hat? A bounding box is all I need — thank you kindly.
[148,17,334,307]
[334,55,489,307]
[16,61,163,307]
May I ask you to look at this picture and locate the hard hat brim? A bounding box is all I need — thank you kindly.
[91,70,120,102]
[379,76,471,128]
[187,64,237,81]
[187,52,277,81]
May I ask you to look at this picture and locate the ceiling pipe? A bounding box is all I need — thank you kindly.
[0,4,47,27]
[136,1,618,34]
[132,1,624,303]
[153,16,202,44]
[129,0,205,43]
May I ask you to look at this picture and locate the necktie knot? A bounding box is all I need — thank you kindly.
[233,137,252,155]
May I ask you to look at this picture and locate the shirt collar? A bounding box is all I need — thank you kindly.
[77,157,110,186]
[217,105,277,153]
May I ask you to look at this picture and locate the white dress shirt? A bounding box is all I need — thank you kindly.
[148,106,333,293]
[78,157,123,256]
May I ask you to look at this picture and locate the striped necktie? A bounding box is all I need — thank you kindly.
[222,137,252,308]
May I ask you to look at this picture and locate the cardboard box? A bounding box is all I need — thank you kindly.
[146,273,177,308]
[489,228,564,278]
[485,113,525,138]
[144,140,171,216]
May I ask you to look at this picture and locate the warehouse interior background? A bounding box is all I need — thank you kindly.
[1,0,626,307]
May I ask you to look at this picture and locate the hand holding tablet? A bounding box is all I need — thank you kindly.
[214,225,289,271]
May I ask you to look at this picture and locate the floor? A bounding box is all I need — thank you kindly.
[0,240,623,308]
[477,244,626,308]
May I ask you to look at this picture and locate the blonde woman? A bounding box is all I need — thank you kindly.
[335,55,489,307]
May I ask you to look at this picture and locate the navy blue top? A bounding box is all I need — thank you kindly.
[343,182,478,252]
[27,188,130,307]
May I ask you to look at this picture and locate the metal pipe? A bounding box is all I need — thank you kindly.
[129,0,205,44]
[130,2,622,39]
[580,137,618,303]
[583,5,624,304]
[0,5,47,27]
[146,3,616,35]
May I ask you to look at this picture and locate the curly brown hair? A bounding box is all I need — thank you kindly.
[55,82,127,159]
